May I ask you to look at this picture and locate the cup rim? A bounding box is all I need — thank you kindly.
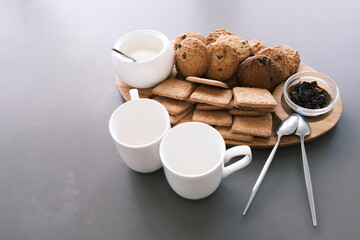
[160,122,226,178]
[112,29,170,63]
[109,98,170,149]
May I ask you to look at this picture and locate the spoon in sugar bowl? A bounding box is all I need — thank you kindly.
[243,113,299,215]
[112,48,137,62]
[294,113,317,227]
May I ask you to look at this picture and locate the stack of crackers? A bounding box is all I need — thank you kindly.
[151,77,277,142]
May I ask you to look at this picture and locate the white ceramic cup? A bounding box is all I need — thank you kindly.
[109,89,171,173]
[160,122,252,200]
[112,29,175,89]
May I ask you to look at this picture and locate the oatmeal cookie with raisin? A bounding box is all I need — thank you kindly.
[248,39,267,54]
[217,35,253,63]
[206,29,234,45]
[174,38,209,77]
[205,41,239,81]
[237,55,280,91]
[257,47,290,82]
[174,32,206,50]
[273,45,300,75]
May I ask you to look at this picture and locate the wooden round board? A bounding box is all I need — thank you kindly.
[116,63,343,148]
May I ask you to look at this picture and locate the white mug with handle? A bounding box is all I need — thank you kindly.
[159,122,252,200]
[109,89,171,173]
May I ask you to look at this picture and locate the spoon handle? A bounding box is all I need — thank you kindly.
[111,48,137,62]
[243,137,281,215]
[300,137,317,227]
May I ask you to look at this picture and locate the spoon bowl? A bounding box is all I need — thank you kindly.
[276,114,300,137]
[295,114,311,137]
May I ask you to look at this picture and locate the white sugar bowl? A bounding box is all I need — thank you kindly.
[112,29,175,88]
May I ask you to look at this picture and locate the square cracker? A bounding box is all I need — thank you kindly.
[196,103,232,111]
[229,108,267,116]
[170,106,194,125]
[153,96,193,115]
[174,109,194,125]
[152,79,197,100]
[186,76,229,89]
[233,87,277,108]
[231,114,272,137]
[228,99,273,115]
[192,109,233,126]
[237,106,274,112]
[190,85,233,107]
[215,126,254,142]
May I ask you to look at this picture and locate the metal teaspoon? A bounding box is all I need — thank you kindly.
[294,113,317,227]
[111,48,137,62]
[243,113,299,215]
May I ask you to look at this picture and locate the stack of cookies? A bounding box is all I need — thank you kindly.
[146,29,301,143]
[173,29,300,91]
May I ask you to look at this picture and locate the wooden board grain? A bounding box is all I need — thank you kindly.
[116,63,343,148]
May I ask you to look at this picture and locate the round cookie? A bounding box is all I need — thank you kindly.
[248,39,267,54]
[174,32,206,50]
[206,29,234,45]
[217,35,253,63]
[273,45,300,75]
[237,55,280,92]
[205,41,239,81]
[174,38,209,77]
[217,34,245,43]
[257,47,290,82]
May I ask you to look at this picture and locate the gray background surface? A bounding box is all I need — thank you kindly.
[1,0,359,239]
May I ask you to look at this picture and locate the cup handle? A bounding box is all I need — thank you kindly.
[222,146,252,178]
[129,89,139,100]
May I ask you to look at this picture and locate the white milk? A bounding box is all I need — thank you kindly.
[128,48,160,61]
